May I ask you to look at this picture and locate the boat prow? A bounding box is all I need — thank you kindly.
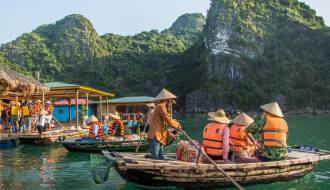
[102,148,330,189]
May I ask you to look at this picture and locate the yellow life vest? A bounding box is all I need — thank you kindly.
[22,105,30,116]
[11,105,18,116]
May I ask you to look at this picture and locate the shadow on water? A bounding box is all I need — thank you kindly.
[0,115,329,189]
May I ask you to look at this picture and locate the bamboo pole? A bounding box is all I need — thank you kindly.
[99,96,102,123]
[86,93,89,116]
[42,90,45,109]
[75,90,79,128]
[178,128,245,190]
[135,112,152,152]
[106,97,109,115]
[69,98,72,124]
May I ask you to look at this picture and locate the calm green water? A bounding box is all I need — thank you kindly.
[1,115,330,190]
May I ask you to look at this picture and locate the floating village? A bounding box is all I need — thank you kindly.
[0,65,329,190]
[1,0,330,189]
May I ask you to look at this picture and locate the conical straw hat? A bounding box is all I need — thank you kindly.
[156,88,177,100]
[109,111,120,120]
[146,103,155,108]
[260,102,283,117]
[89,115,99,122]
[208,109,230,124]
[233,113,254,126]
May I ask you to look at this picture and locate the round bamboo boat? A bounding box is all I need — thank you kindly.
[102,148,330,189]
[59,138,149,153]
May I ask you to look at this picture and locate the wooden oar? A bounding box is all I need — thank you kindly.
[178,128,245,190]
[135,113,152,152]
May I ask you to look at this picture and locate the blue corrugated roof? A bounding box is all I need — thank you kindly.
[109,96,157,104]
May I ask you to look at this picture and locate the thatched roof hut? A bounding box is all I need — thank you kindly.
[0,65,49,96]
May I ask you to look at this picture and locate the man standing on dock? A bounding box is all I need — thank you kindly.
[21,100,33,133]
[147,89,181,160]
[9,96,21,133]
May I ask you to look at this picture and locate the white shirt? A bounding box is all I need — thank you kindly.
[93,124,99,136]
[37,114,46,126]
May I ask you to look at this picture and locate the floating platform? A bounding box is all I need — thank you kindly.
[14,129,88,146]
[103,148,330,189]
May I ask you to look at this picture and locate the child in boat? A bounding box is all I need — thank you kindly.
[247,102,288,161]
[88,115,103,139]
[230,113,258,159]
[36,109,47,136]
[202,109,230,161]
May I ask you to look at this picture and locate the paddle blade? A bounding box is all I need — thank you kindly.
[90,154,111,184]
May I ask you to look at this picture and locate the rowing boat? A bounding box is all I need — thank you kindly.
[102,147,330,189]
[59,138,149,153]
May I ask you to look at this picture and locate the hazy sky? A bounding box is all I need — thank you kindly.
[0,0,329,44]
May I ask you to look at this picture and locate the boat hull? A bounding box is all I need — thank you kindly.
[104,149,330,189]
[0,139,20,148]
[115,164,314,189]
[61,139,149,153]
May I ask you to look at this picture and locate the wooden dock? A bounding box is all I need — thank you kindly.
[9,128,88,146]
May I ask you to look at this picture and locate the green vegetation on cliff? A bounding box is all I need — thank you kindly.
[1,1,330,112]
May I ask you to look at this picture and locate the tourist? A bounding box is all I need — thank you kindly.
[202,109,230,160]
[0,100,3,132]
[108,111,124,137]
[1,103,10,132]
[230,113,258,159]
[36,109,46,136]
[32,99,42,132]
[249,102,288,161]
[88,115,103,139]
[147,89,181,160]
[44,100,53,131]
[21,100,33,133]
[9,96,21,133]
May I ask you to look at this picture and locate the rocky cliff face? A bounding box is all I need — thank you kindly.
[184,0,330,112]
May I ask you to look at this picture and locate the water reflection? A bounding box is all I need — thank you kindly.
[0,115,329,189]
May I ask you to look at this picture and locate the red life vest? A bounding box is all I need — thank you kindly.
[202,122,226,157]
[88,122,103,138]
[108,120,124,137]
[263,113,288,147]
[229,124,248,153]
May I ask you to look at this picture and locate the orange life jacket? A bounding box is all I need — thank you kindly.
[262,113,288,147]
[229,124,248,153]
[108,120,124,137]
[45,105,53,114]
[88,122,103,139]
[202,122,226,156]
[32,104,42,115]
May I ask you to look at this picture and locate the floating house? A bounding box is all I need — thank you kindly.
[53,98,96,123]
[108,96,158,114]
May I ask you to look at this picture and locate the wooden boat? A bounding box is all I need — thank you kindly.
[0,134,19,148]
[59,138,149,153]
[16,129,87,146]
[102,147,330,189]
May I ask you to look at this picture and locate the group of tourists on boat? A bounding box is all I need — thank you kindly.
[86,102,156,142]
[0,97,54,135]
[202,102,288,162]
[143,88,288,162]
